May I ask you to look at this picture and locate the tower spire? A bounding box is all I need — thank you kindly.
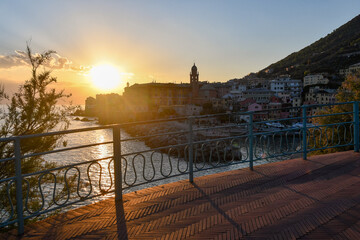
[190,63,199,103]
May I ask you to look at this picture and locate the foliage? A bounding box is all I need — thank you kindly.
[71,106,85,116]
[0,44,72,176]
[0,44,73,223]
[311,72,360,154]
[336,72,360,102]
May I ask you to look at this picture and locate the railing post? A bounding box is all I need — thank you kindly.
[113,126,122,201]
[354,101,359,152]
[302,106,307,160]
[188,117,194,183]
[249,112,254,170]
[14,138,24,235]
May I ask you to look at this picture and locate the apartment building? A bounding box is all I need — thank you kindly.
[303,74,329,87]
[243,88,274,104]
[305,86,336,104]
[339,62,360,76]
[270,77,302,102]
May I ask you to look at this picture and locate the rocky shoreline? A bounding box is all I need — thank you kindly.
[123,121,189,149]
[123,121,242,162]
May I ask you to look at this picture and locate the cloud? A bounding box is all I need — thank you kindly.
[0,50,90,74]
[0,50,29,69]
[70,65,92,74]
[46,53,72,69]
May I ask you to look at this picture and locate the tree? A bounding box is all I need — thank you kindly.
[335,72,360,102]
[311,71,360,154]
[0,44,72,222]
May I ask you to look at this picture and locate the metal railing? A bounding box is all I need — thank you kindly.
[1,101,359,234]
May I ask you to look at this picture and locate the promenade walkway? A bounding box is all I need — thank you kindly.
[2,151,360,239]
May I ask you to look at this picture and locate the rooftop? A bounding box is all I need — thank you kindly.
[244,88,273,93]
[126,82,190,89]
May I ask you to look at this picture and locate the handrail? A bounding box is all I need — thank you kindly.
[8,101,354,140]
[0,101,359,234]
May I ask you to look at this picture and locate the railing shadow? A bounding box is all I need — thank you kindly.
[191,182,245,235]
[115,199,128,240]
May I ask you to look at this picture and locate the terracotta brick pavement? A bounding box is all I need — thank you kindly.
[1,151,360,239]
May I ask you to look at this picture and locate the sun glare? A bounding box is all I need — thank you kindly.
[90,64,121,90]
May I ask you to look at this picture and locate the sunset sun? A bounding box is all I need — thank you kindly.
[90,64,121,90]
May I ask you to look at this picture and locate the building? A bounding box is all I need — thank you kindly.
[212,82,232,98]
[160,104,203,116]
[190,63,200,103]
[123,82,191,110]
[238,98,256,112]
[270,77,302,94]
[248,103,267,120]
[270,76,302,103]
[305,86,336,105]
[199,84,217,102]
[243,88,274,104]
[233,84,247,92]
[229,74,269,89]
[339,62,360,76]
[224,83,247,102]
[85,97,97,116]
[248,103,262,111]
[84,93,124,123]
[123,64,202,112]
[303,74,329,87]
[289,96,302,118]
[122,64,224,115]
[211,98,228,111]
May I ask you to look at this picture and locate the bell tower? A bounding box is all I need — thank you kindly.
[190,63,199,85]
[190,63,199,100]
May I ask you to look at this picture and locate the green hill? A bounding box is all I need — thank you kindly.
[258,14,360,79]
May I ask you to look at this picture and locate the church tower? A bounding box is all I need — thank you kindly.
[190,63,199,101]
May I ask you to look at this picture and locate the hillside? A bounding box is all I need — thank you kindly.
[258,14,360,79]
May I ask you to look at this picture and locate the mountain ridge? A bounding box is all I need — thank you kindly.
[257,14,360,79]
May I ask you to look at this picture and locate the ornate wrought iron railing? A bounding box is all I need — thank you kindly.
[1,101,359,234]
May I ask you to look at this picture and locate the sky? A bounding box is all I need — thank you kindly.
[1,0,360,104]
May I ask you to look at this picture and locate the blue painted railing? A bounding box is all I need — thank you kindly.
[0,101,359,234]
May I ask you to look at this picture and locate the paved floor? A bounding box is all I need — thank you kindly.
[2,151,360,239]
